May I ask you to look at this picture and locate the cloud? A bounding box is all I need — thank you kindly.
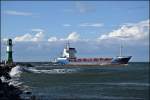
[48,37,57,42]
[75,2,93,13]
[63,2,94,14]
[63,23,103,28]
[31,29,44,32]
[6,31,80,43]
[2,19,149,62]
[14,33,32,42]
[67,32,80,41]
[63,24,72,27]
[4,19,149,45]
[98,19,149,41]
[48,32,80,42]
[33,32,44,41]
[79,23,103,27]
[14,31,44,42]
[5,10,33,16]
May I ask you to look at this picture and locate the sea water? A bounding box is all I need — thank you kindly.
[9,62,149,100]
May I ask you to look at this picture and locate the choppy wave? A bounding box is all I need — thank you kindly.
[30,95,143,100]
[9,65,23,77]
[27,67,80,74]
[8,80,23,86]
[8,66,24,88]
[94,96,143,100]
[9,65,81,77]
[74,82,150,86]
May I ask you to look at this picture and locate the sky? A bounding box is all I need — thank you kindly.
[1,1,149,62]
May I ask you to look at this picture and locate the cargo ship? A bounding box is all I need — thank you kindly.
[53,42,132,66]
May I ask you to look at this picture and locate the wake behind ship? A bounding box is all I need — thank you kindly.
[52,42,132,66]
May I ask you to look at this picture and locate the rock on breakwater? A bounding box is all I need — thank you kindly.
[0,64,31,100]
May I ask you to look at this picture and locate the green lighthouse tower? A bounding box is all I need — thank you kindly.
[6,39,13,64]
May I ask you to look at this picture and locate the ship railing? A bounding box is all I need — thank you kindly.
[71,58,112,62]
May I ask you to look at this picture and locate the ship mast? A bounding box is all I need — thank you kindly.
[113,35,127,57]
[66,41,70,49]
[119,42,123,57]
[118,36,129,57]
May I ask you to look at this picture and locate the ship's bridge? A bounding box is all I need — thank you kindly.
[62,43,77,60]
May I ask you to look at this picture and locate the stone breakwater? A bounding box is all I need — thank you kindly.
[0,64,22,100]
[0,64,36,100]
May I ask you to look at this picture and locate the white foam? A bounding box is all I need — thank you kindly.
[9,65,80,75]
[9,65,23,77]
[9,80,23,86]
[0,76,7,82]
[27,67,79,74]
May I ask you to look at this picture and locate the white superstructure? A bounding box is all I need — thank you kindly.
[62,42,77,60]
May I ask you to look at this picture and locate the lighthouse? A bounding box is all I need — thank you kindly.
[6,39,13,64]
